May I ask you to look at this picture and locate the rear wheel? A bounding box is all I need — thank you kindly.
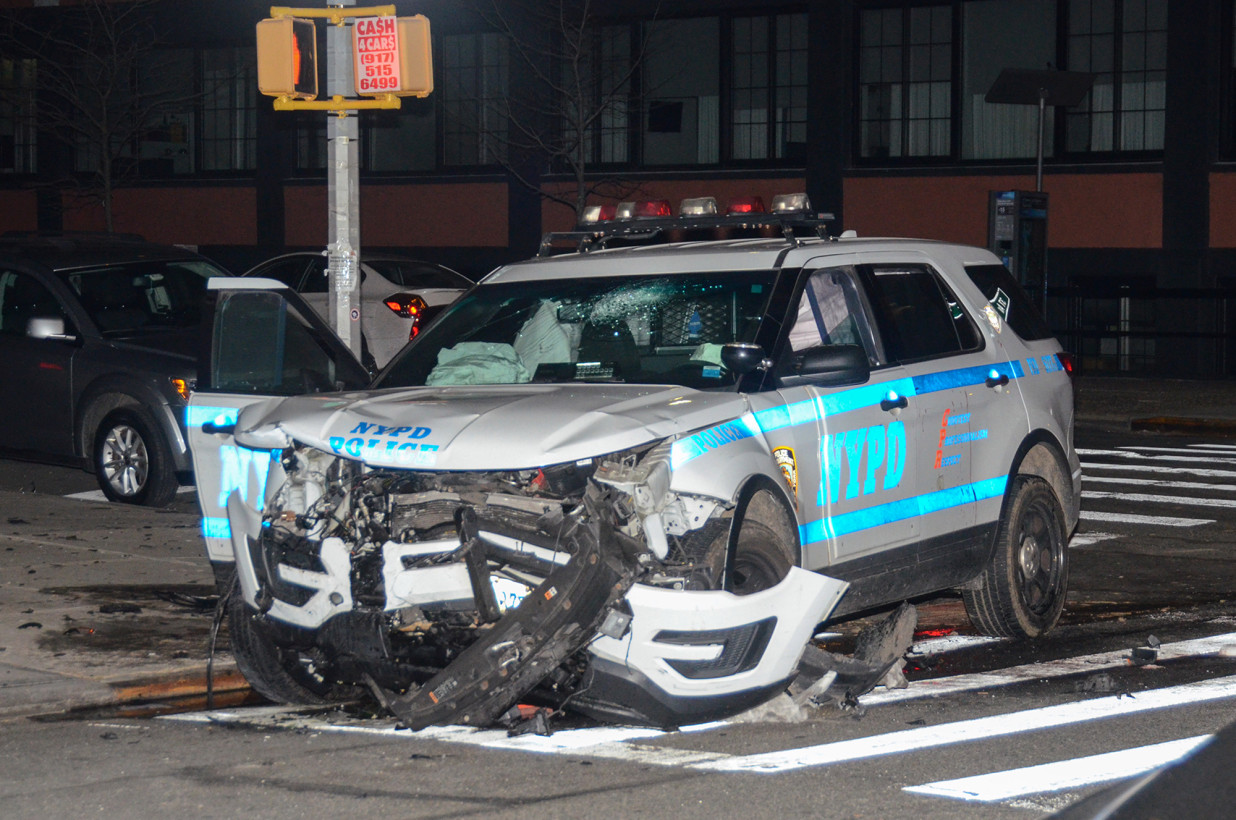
[963,475,1069,638]
[727,487,798,595]
[227,596,353,705]
[93,408,178,507]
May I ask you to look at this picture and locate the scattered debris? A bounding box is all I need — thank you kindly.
[18,622,42,630]
[500,705,556,737]
[1128,634,1161,666]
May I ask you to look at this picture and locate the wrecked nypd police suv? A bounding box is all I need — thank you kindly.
[188,203,1080,730]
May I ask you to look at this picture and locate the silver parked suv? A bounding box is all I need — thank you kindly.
[189,196,1080,730]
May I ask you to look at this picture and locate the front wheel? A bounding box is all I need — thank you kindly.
[963,475,1069,639]
[227,595,355,705]
[727,487,798,595]
[93,408,178,507]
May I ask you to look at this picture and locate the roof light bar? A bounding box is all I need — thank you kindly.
[726,196,766,215]
[581,204,616,224]
[679,197,719,216]
[544,191,836,255]
[771,192,812,213]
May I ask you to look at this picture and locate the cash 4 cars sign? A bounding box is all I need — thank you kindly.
[354,16,400,94]
[353,15,434,98]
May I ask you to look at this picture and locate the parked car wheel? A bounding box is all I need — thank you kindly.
[227,596,355,705]
[728,488,797,595]
[963,475,1069,639]
[93,407,178,507]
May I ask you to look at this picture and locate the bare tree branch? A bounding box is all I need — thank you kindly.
[1,0,201,232]
[461,0,659,224]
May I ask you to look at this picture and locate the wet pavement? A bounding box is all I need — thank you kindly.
[3,374,1236,720]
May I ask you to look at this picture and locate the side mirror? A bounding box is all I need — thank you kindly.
[721,342,770,375]
[779,344,870,388]
[26,316,75,342]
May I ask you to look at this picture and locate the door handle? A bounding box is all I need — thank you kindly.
[880,392,908,412]
[985,369,1010,389]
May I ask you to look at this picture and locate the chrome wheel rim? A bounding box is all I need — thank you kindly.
[100,423,149,497]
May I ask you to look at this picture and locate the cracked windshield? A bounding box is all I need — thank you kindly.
[380,270,779,390]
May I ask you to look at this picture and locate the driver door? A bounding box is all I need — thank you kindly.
[188,278,369,565]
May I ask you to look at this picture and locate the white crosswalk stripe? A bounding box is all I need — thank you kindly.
[904,736,1211,802]
[164,628,1236,807]
[1077,441,1236,532]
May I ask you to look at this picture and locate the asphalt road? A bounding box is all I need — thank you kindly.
[3,425,1236,819]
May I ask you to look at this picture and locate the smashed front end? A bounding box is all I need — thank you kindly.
[219,433,847,730]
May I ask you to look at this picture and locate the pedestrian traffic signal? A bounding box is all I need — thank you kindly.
[352,15,433,98]
[256,17,318,100]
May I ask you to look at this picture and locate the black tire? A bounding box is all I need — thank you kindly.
[963,475,1069,639]
[226,595,352,705]
[727,487,798,595]
[93,407,178,507]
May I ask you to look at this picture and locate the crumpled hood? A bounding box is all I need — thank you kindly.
[235,384,753,470]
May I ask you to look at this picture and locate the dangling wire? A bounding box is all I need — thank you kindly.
[206,571,238,711]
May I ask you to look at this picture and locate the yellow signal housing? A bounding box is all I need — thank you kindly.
[395,16,433,97]
[256,17,318,99]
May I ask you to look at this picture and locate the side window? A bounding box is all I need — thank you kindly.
[255,258,312,290]
[786,268,873,359]
[964,263,1053,341]
[208,290,369,395]
[863,265,981,362]
[0,270,70,336]
[299,257,329,294]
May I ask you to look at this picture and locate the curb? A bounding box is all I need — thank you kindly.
[2,665,252,721]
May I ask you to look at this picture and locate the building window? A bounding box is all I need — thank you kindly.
[962,0,1057,160]
[642,17,719,166]
[1065,0,1166,152]
[442,32,509,167]
[730,14,807,162]
[585,25,631,165]
[200,48,257,172]
[0,58,37,174]
[859,5,954,159]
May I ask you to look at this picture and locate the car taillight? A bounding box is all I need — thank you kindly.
[385,293,429,338]
[1058,351,1076,377]
[384,293,428,319]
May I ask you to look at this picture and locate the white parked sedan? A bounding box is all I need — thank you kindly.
[243,252,470,368]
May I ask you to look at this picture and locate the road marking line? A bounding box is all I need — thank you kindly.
[693,675,1236,774]
[1081,461,1236,479]
[904,735,1211,802]
[865,632,1236,705]
[1084,490,1236,509]
[1119,446,1236,456]
[1070,531,1121,548]
[907,636,1004,655]
[1079,511,1214,527]
[1078,449,1236,466]
[1084,475,1236,493]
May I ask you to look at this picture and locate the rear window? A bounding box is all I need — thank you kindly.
[964,263,1053,341]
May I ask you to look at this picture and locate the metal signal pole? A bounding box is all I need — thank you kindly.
[326,0,363,361]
